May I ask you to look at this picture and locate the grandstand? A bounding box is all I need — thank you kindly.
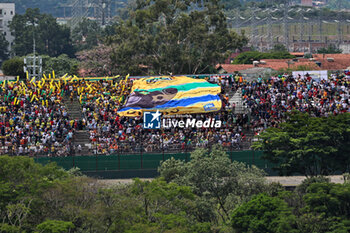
[0,71,348,158]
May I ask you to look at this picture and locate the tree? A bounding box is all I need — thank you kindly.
[231,194,297,233]
[272,43,287,52]
[0,33,9,62]
[158,145,268,223]
[42,54,79,77]
[0,223,22,233]
[317,44,342,54]
[233,51,295,64]
[9,8,74,57]
[1,57,25,78]
[76,45,116,77]
[0,156,69,231]
[35,220,74,233]
[253,112,350,176]
[71,18,102,52]
[129,178,211,233]
[104,0,248,75]
[304,183,350,219]
[293,182,350,233]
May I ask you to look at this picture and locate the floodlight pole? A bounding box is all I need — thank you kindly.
[32,27,36,79]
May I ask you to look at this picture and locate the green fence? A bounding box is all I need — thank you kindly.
[35,151,275,174]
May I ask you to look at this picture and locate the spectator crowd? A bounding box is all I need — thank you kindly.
[241,73,350,135]
[0,72,348,156]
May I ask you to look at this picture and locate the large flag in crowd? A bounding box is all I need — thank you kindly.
[117,76,222,117]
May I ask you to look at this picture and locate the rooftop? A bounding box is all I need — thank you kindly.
[217,53,350,73]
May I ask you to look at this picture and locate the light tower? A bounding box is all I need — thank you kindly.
[283,0,290,51]
[23,21,42,80]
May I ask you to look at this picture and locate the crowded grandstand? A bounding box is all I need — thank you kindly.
[0,71,349,157]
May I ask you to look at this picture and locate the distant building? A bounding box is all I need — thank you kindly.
[0,3,15,52]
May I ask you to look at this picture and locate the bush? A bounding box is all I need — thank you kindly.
[233,51,295,64]
[42,54,79,77]
[1,57,25,79]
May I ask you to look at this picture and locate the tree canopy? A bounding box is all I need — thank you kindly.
[0,33,9,62]
[231,193,297,233]
[2,148,350,232]
[9,8,74,57]
[252,112,350,176]
[71,18,102,52]
[1,56,25,78]
[232,51,295,64]
[100,0,248,75]
[158,145,268,223]
[317,44,342,54]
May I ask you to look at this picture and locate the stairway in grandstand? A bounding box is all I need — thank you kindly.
[229,88,246,114]
[63,96,90,155]
[242,130,255,150]
[74,130,91,155]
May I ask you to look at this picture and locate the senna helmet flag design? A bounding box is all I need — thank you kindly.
[117,76,222,117]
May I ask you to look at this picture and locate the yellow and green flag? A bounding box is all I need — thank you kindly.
[118,76,221,117]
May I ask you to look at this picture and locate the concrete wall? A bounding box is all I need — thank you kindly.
[0,3,15,52]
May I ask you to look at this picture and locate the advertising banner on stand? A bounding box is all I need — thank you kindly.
[292,70,328,81]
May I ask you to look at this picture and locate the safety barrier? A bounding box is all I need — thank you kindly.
[34,150,276,178]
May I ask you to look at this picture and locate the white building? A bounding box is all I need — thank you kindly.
[0,3,15,52]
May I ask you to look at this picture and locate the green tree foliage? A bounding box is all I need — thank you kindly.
[3,153,350,232]
[233,51,295,64]
[128,178,211,233]
[0,33,9,62]
[0,223,22,233]
[292,182,350,233]
[42,54,79,77]
[253,112,350,176]
[1,57,25,78]
[9,8,74,57]
[0,156,67,209]
[295,176,330,195]
[158,145,267,222]
[0,156,69,232]
[103,0,248,75]
[272,43,288,52]
[220,0,241,10]
[304,183,350,219]
[35,220,74,233]
[317,44,342,54]
[231,193,297,233]
[71,18,102,52]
